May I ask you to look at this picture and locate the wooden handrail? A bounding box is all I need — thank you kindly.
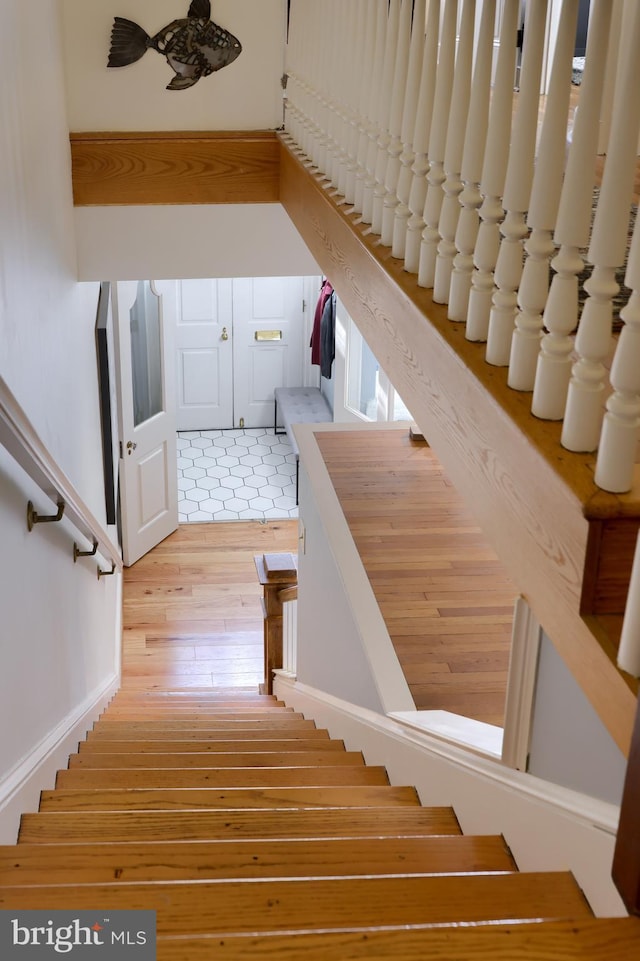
[278,585,298,604]
[0,375,122,571]
[612,693,640,914]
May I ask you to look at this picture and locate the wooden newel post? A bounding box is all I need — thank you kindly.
[254,552,298,695]
[612,691,640,915]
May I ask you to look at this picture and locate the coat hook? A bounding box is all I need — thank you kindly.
[97,562,117,580]
[74,539,98,563]
[27,500,65,532]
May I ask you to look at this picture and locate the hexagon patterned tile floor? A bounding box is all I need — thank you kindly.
[177,429,298,523]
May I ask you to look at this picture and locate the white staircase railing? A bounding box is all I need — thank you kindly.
[285,0,640,494]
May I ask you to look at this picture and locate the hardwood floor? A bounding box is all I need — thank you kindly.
[315,430,517,727]
[123,431,516,725]
[122,521,298,691]
[123,437,515,727]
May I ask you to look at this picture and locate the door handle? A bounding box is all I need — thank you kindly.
[126,440,137,455]
[221,327,229,341]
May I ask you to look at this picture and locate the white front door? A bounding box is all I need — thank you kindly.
[113,280,179,566]
[175,279,234,430]
[232,276,306,428]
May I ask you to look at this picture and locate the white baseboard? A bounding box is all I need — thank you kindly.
[274,674,627,919]
[0,673,120,843]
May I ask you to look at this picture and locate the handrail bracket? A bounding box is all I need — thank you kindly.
[27,499,65,532]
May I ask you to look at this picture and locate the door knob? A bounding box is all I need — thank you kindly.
[126,441,137,455]
[221,327,229,341]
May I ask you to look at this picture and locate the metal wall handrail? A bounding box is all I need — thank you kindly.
[0,374,122,572]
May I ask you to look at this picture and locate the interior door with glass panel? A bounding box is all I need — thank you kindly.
[113,280,178,566]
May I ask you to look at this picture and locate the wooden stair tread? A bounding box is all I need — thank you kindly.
[108,698,287,707]
[151,918,640,961]
[69,748,360,766]
[86,727,329,741]
[38,785,420,811]
[78,738,344,753]
[89,719,319,732]
[0,873,592,933]
[100,709,297,719]
[18,807,462,842]
[0,836,516,884]
[55,766,390,788]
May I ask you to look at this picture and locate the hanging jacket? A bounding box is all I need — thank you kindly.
[320,290,336,379]
[310,278,333,366]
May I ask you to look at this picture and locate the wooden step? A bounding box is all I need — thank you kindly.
[90,718,317,732]
[77,737,346,754]
[18,807,462,843]
[85,726,327,741]
[0,873,592,934]
[69,741,364,769]
[152,918,640,961]
[69,747,360,767]
[55,766,390,789]
[0,835,516,885]
[108,694,284,704]
[100,708,296,719]
[38,785,420,812]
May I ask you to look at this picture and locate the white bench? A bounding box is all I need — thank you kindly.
[274,387,333,503]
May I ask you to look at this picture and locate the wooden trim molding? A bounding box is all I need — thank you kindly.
[278,138,636,755]
[70,131,281,206]
[501,598,542,772]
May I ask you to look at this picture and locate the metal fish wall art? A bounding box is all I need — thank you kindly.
[108,0,242,91]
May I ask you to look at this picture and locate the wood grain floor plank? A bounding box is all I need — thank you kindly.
[152,918,640,961]
[38,785,420,812]
[54,767,390,790]
[69,741,364,770]
[0,835,515,885]
[0,874,592,933]
[17,807,462,843]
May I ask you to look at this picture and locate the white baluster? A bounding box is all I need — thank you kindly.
[418,0,458,289]
[508,0,579,390]
[334,1,358,194]
[345,0,372,205]
[353,1,386,214]
[466,0,519,342]
[384,0,426,252]
[362,0,393,224]
[532,0,614,419]
[403,0,440,273]
[562,2,640,453]
[371,0,403,235]
[448,0,495,321]
[336,2,359,196]
[433,0,476,304]
[595,284,640,493]
[392,0,427,259]
[486,0,548,367]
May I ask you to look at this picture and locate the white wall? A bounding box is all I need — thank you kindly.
[297,464,386,713]
[74,204,320,281]
[295,423,416,715]
[0,1,120,840]
[61,0,287,131]
[528,633,627,805]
